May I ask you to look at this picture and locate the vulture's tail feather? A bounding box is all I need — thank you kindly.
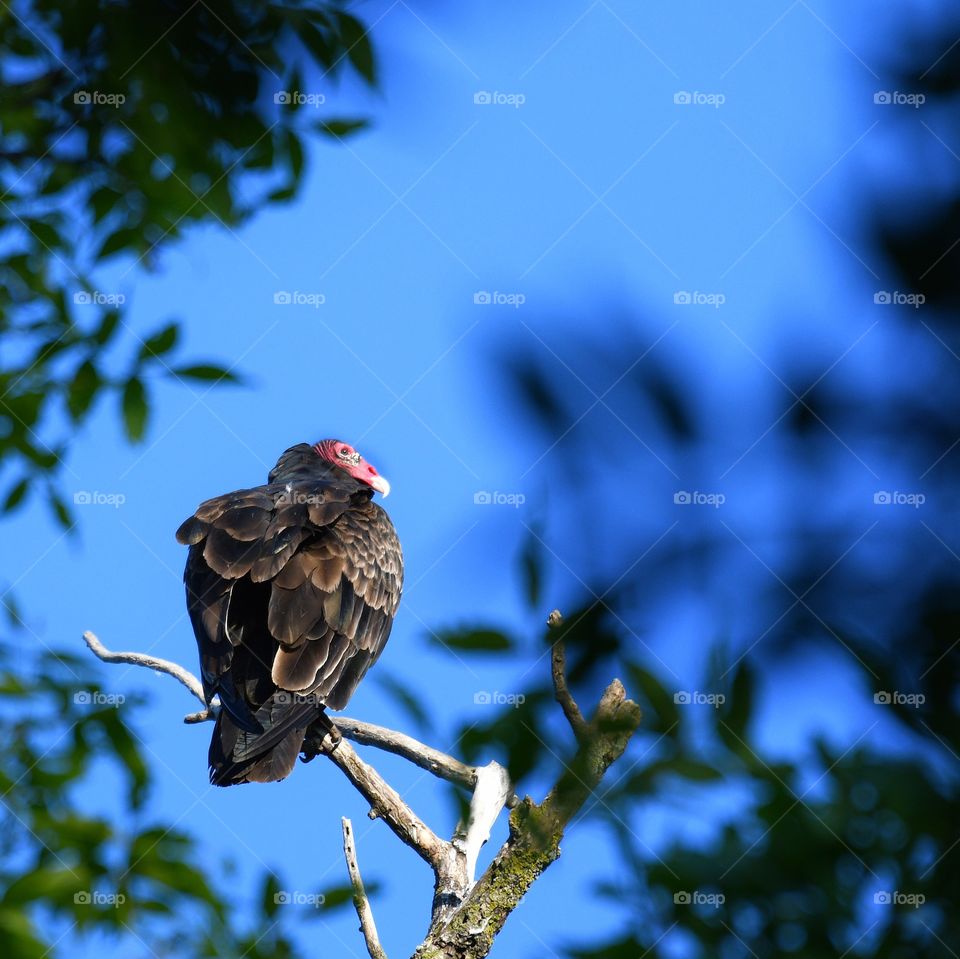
[209,695,331,786]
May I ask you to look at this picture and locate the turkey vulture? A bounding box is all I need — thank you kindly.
[176,440,402,786]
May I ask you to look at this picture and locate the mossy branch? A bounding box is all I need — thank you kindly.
[82,610,641,959]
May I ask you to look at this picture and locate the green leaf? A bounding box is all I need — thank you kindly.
[47,488,74,531]
[3,478,30,512]
[92,310,121,346]
[718,659,754,758]
[168,364,239,384]
[285,130,304,182]
[66,360,102,421]
[374,671,431,732]
[624,663,680,737]
[26,218,61,250]
[314,118,369,139]
[266,186,297,203]
[337,12,376,85]
[121,376,148,441]
[96,227,142,261]
[90,186,123,224]
[663,758,724,781]
[261,873,282,919]
[137,322,180,362]
[430,627,513,652]
[518,524,543,609]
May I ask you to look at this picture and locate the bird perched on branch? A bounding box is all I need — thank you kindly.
[176,440,402,786]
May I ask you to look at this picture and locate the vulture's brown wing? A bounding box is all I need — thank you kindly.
[267,504,403,709]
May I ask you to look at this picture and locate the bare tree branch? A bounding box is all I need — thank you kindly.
[342,817,388,959]
[546,611,589,743]
[83,630,206,704]
[415,615,642,959]
[83,631,487,792]
[456,762,513,887]
[309,727,448,871]
[82,609,642,959]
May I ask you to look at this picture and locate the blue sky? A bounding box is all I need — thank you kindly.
[3,1,948,956]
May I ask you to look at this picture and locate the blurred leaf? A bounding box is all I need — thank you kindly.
[337,12,376,84]
[3,478,30,512]
[66,360,102,421]
[47,488,73,531]
[518,524,544,609]
[121,376,148,441]
[315,118,368,138]
[624,663,680,737]
[137,322,179,362]
[374,671,432,732]
[430,627,514,652]
[168,364,239,384]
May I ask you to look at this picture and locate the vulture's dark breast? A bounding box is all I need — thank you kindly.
[176,444,402,786]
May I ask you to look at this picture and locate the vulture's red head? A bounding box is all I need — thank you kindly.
[314,439,390,497]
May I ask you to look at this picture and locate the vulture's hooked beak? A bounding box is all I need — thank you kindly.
[370,475,391,498]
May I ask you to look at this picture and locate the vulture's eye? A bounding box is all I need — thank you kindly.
[339,448,351,457]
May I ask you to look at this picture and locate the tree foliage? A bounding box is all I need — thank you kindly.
[0,0,375,529]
